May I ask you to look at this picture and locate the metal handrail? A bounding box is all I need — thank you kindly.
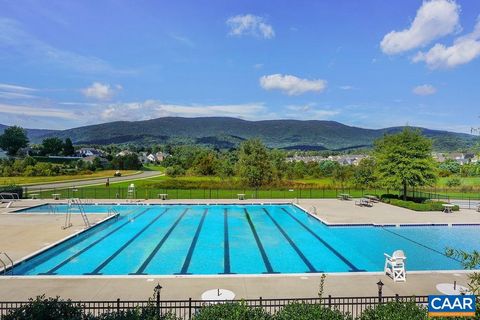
[0,252,13,275]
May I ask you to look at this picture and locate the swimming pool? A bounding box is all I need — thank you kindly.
[12,204,480,275]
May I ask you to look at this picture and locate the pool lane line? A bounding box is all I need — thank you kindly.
[281,207,361,272]
[379,226,462,263]
[133,208,189,275]
[177,209,208,275]
[41,208,151,275]
[87,208,170,275]
[263,208,318,273]
[244,208,275,274]
[223,208,232,274]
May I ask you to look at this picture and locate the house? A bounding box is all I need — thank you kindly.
[155,151,168,162]
[147,154,156,162]
[471,155,480,164]
[116,150,133,157]
[78,148,104,157]
[138,152,152,164]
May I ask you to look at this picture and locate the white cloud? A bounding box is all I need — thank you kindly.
[226,14,275,39]
[413,84,437,95]
[99,100,267,122]
[0,103,77,119]
[0,83,38,99]
[259,74,327,95]
[0,83,36,92]
[380,0,460,54]
[339,85,354,90]
[413,19,480,69]
[0,18,134,75]
[285,104,339,119]
[82,82,121,100]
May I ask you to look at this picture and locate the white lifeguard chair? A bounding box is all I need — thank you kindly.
[384,250,407,282]
[127,183,136,200]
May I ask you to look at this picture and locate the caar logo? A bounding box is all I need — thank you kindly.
[428,295,476,317]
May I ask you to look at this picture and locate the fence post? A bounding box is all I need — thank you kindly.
[188,297,192,320]
[259,296,263,307]
[395,294,399,302]
[328,295,332,308]
[116,298,120,313]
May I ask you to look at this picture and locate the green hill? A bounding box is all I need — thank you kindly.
[16,117,476,151]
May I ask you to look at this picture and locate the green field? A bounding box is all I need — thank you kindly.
[0,170,140,186]
[18,173,480,200]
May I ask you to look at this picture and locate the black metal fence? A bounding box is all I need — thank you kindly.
[22,187,396,200]
[0,295,430,319]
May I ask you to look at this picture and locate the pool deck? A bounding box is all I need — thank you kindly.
[0,198,478,301]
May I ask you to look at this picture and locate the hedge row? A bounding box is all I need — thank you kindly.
[5,297,479,320]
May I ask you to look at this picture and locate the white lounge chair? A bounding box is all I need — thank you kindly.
[384,250,407,282]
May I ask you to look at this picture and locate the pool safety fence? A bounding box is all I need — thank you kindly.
[0,294,435,319]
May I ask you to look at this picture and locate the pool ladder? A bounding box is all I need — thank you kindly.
[66,198,91,229]
[107,207,119,217]
[0,252,13,275]
[309,206,317,215]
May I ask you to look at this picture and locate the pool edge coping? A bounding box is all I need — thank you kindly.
[0,213,120,274]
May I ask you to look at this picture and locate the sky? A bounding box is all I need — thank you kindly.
[0,0,480,133]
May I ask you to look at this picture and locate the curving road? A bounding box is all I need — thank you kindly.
[24,171,163,191]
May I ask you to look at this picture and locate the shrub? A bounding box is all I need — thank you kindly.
[358,301,427,320]
[274,302,351,320]
[192,301,272,320]
[3,295,88,320]
[96,308,179,320]
[383,198,459,212]
[445,177,462,188]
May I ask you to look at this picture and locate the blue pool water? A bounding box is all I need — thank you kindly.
[13,204,480,275]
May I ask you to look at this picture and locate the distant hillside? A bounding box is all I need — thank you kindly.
[14,117,476,152]
[0,124,58,141]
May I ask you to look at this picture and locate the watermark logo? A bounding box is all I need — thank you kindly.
[428,295,476,317]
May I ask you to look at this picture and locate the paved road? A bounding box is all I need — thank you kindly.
[24,171,163,190]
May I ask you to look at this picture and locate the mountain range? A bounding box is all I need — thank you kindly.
[0,117,477,151]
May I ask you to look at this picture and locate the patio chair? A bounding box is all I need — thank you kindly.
[384,250,407,282]
[477,204,480,213]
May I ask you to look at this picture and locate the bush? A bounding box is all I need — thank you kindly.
[445,177,462,187]
[192,302,272,320]
[383,198,459,212]
[4,295,88,320]
[274,302,351,320]
[358,301,427,320]
[96,308,179,320]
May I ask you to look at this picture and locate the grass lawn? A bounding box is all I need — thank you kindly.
[437,176,480,186]
[0,170,140,186]
[21,174,480,200]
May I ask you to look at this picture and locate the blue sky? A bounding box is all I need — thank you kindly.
[0,0,479,132]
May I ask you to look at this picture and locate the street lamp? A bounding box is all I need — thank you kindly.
[154,283,163,317]
[376,280,384,302]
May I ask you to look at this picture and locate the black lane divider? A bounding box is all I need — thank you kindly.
[263,208,317,273]
[223,208,232,274]
[244,208,275,274]
[87,208,170,275]
[42,208,151,275]
[178,209,208,274]
[380,227,462,262]
[281,207,361,272]
[133,208,189,275]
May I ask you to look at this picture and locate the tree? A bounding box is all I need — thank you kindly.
[353,158,377,189]
[332,165,353,190]
[63,138,75,156]
[374,129,437,200]
[111,153,142,170]
[0,126,29,156]
[41,137,64,156]
[236,139,273,188]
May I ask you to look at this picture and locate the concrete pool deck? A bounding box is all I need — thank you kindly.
[0,198,478,301]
